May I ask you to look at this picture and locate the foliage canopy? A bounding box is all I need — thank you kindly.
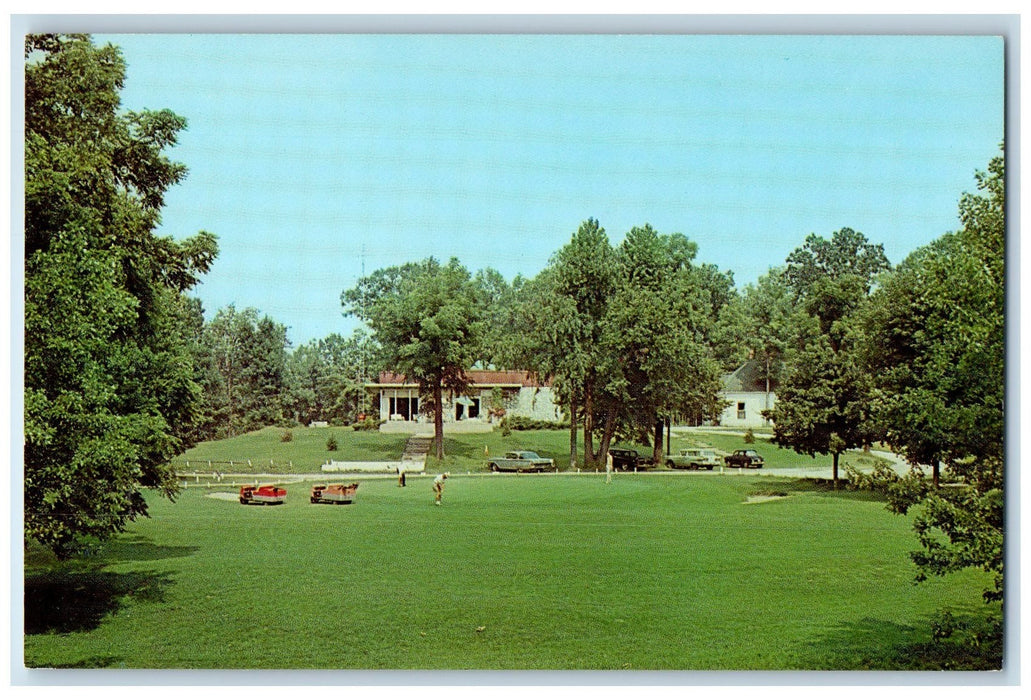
[24,34,218,556]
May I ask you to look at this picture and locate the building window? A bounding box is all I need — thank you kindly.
[388,394,418,420]
[737,402,746,420]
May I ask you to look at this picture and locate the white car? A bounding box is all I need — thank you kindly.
[665,448,719,470]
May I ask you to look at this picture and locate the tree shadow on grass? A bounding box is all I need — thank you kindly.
[89,535,199,565]
[796,613,1002,671]
[754,476,889,503]
[38,655,125,669]
[24,568,176,635]
[24,535,197,636]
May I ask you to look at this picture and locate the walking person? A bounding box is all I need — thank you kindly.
[605,451,613,484]
[398,465,406,487]
[433,472,449,505]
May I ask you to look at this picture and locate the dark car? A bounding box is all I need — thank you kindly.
[724,449,765,469]
[609,448,653,471]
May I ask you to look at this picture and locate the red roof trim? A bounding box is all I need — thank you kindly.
[375,370,550,388]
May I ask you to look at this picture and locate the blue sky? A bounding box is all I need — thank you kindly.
[97,33,1004,346]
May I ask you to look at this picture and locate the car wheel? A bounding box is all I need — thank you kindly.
[707,465,714,470]
[490,463,498,472]
[665,460,675,468]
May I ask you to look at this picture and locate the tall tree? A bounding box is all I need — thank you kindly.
[513,219,618,468]
[597,224,725,463]
[859,149,1004,605]
[24,34,218,556]
[193,305,290,439]
[769,228,890,484]
[343,257,485,459]
[285,330,378,426]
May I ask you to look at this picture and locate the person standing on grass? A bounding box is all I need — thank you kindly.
[433,472,449,505]
[398,464,406,487]
[605,452,613,484]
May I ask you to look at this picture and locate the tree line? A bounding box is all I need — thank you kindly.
[23,35,1004,622]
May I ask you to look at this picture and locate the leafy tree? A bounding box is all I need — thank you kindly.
[471,267,520,370]
[769,228,890,484]
[24,34,218,556]
[192,305,291,439]
[286,330,378,426]
[784,227,892,298]
[858,149,1004,605]
[597,224,725,463]
[509,219,618,468]
[343,257,485,459]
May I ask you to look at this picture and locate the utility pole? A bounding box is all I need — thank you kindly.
[356,243,367,420]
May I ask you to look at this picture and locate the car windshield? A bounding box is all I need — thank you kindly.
[522,452,540,459]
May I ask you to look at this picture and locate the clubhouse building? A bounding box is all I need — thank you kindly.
[365,369,563,433]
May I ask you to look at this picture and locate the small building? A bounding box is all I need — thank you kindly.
[718,359,777,428]
[365,370,563,433]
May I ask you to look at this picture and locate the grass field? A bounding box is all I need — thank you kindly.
[24,472,998,670]
[176,426,885,475]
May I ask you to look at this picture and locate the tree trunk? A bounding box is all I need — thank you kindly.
[653,418,664,465]
[569,397,578,469]
[932,459,940,489]
[665,416,671,455]
[583,386,596,465]
[765,354,771,422]
[433,381,445,460]
[832,451,840,488]
[598,411,617,466]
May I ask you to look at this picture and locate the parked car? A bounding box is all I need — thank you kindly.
[239,484,287,505]
[724,449,765,469]
[609,448,654,471]
[310,482,359,505]
[488,451,555,473]
[665,448,719,470]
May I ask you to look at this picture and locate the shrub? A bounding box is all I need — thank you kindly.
[352,417,383,432]
[501,416,570,431]
[743,428,755,444]
[326,434,338,452]
[280,430,293,443]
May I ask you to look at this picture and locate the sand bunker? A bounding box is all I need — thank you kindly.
[744,495,789,504]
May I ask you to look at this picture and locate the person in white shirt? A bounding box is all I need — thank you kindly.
[433,472,449,505]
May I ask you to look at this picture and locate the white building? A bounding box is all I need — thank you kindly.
[718,359,777,428]
[366,370,563,433]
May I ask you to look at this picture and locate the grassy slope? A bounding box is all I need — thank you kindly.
[178,427,886,474]
[24,474,995,670]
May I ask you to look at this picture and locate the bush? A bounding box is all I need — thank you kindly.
[326,434,338,451]
[280,430,293,443]
[743,428,755,444]
[501,416,570,431]
[352,417,383,432]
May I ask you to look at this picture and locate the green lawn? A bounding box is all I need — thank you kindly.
[24,473,997,670]
[177,426,886,475]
